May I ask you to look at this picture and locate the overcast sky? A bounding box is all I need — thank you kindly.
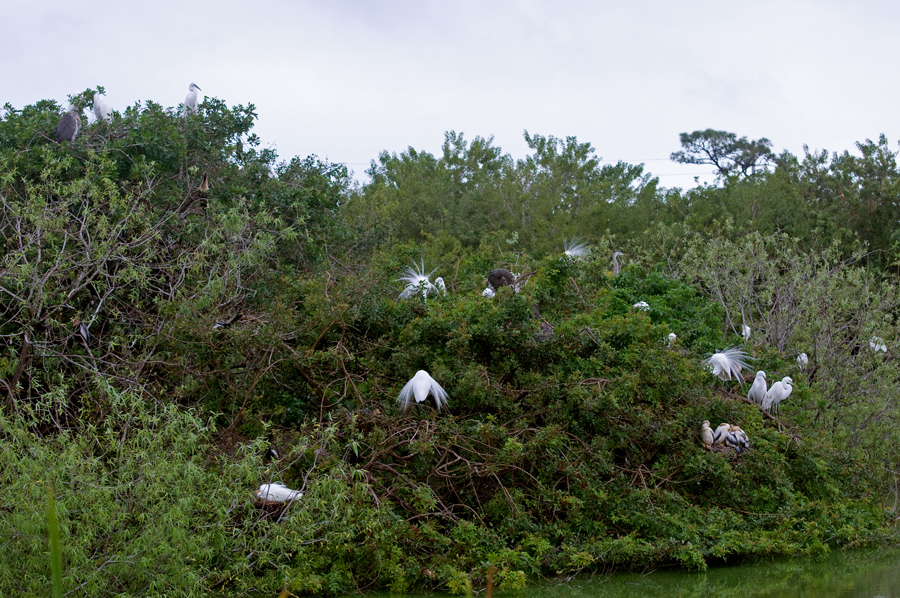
[3,0,899,188]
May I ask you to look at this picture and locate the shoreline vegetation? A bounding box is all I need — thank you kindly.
[1,91,899,595]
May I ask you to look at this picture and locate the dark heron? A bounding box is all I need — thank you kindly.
[54,106,81,142]
[487,268,515,290]
[184,82,202,115]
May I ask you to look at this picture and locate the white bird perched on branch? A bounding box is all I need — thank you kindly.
[742,325,751,342]
[797,353,808,368]
[747,371,767,406]
[633,301,650,311]
[563,239,588,259]
[92,92,110,121]
[668,333,677,346]
[700,420,714,449]
[397,370,449,413]
[705,347,750,382]
[398,261,439,300]
[255,482,302,503]
[763,376,793,414]
[183,82,202,116]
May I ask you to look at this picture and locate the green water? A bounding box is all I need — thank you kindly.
[376,549,900,598]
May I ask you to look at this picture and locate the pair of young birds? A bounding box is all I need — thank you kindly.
[700,421,750,452]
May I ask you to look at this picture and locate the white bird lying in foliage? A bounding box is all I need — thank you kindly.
[705,347,750,382]
[870,337,887,353]
[747,371,767,406]
[700,420,714,448]
[563,239,588,259]
[398,262,440,300]
[256,482,303,503]
[633,301,650,311]
[398,370,449,413]
[763,376,793,414]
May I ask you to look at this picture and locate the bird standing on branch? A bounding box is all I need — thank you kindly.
[705,347,749,382]
[55,105,81,142]
[700,421,714,449]
[183,82,202,116]
[92,92,110,121]
[747,371,767,406]
[397,370,449,413]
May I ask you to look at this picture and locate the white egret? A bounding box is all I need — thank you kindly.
[563,239,588,259]
[398,261,439,300]
[255,482,302,503]
[870,337,887,353]
[747,371,767,406]
[54,105,81,142]
[726,425,750,452]
[742,325,751,342]
[434,277,446,295]
[184,82,202,116]
[612,251,625,275]
[633,301,650,311]
[705,347,750,382]
[700,420,714,449]
[797,353,808,368]
[668,333,677,346]
[763,376,793,414]
[397,370,449,413]
[92,92,110,121]
[712,422,731,445]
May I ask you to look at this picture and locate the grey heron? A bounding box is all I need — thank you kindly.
[184,82,202,116]
[397,370,449,413]
[612,251,625,275]
[487,268,516,290]
[705,347,750,382]
[54,105,81,142]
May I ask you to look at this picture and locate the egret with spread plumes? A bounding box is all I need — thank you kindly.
[398,262,439,300]
[563,239,588,259]
[255,482,302,503]
[700,420,714,449]
[184,82,202,115]
[397,370,449,413]
[763,376,793,414]
[747,371,767,406]
[705,347,750,382]
[55,105,81,142]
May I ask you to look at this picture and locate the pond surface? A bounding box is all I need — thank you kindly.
[373,548,900,598]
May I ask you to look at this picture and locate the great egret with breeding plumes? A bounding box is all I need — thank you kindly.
[397,370,449,413]
[612,251,625,275]
[700,420,714,449]
[763,376,793,414]
[92,92,110,121]
[255,482,302,503]
[747,371,767,406]
[563,239,588,259]
[705,347,750,382]
[398,262,439,299]
[742,325,751,341]
[55,105,81,142]
[184,82,202,115]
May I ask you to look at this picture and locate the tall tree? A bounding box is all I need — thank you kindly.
[671,129,774,177]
